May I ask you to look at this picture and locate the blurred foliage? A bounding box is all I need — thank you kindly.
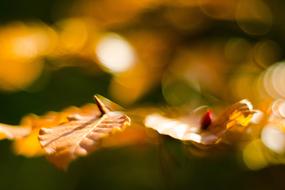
[1,0,285,189]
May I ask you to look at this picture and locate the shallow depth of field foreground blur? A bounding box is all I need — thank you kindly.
[1,0,285,190]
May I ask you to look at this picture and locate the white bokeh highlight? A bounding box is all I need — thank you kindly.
[261,124,285,154]
[95,33,136,73]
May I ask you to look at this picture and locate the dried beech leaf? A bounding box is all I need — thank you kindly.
[13,103,101,157]
[0,123,31,140]
[38,95,131,169]
[14,113,60,157]
[145,99,255,145]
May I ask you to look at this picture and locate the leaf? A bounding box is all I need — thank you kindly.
[38,95,131,169]
[13,111,75,157]
[13,94,130,158]
[0,123,30,140]
[13,104,98,157]
[145,99,255,145]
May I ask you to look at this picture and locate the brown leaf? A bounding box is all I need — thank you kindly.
[14,113,64,157]
[145,99,255,145]
[0,123,31,140]
[38,95,131,169]
[13,105,100,157]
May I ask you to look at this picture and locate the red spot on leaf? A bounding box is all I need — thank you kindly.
[201,110,213,130]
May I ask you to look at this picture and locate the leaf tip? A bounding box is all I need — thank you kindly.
[94,95,111,114]
[239,99,253,111]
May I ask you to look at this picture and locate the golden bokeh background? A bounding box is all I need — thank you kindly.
[1,0,285,189]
